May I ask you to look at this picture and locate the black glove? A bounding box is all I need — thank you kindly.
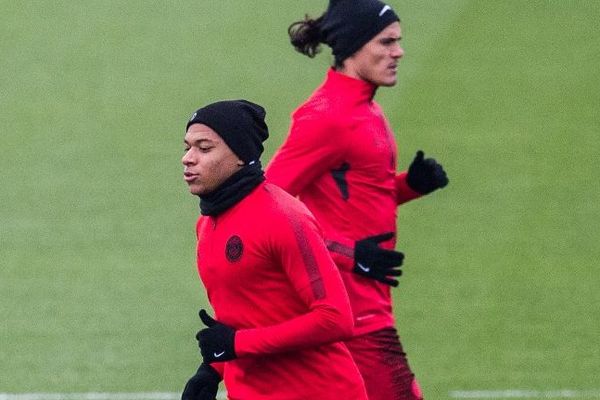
[181,363,221,400]
[406,150,449,194]
[196,309,236,363]
[354,232,404,287]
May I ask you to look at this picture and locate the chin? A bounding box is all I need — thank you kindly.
[374,80,396,88]
[373,75,397,87]
[382,75,398,87]
[188,185,205,196]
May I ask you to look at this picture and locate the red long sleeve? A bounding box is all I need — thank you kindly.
[395,171,422,205]
[266,69,413,334]
[196,182,366,400]
[234,185,354,356]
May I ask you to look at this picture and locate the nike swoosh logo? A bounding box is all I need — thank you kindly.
[379,5,391,17]
[357,262,370,273]
[213,351,225,358]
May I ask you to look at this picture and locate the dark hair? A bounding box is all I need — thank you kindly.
[288,14,325,58]
[333,55,344,69]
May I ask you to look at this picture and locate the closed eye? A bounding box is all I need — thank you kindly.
[381,38,401,45]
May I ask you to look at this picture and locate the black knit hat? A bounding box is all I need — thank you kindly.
[186,100,269,164]
[321,0,400,63]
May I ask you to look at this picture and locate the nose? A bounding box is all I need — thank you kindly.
[182,149,194,166]
[392,43,404,59]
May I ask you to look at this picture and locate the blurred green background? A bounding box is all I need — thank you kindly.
[1,1,599,398]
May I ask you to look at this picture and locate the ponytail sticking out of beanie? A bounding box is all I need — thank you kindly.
[288,14,325,58]
[288,0,400,64]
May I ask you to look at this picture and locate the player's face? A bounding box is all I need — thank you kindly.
[342,22,404,87]
[182,124,243,196]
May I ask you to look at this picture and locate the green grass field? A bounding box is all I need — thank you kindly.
[1,1,599,398]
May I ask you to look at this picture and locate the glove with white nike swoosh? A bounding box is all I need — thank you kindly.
[181,363,221,400]
[354,232,404,287]
[196,309,237,363]
[406,150,449,194]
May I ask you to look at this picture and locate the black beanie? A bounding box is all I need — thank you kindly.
[321,0,400,63]
[186,100,269,164]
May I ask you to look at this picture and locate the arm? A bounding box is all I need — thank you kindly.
[323,235,355,272]
[195,210,354,362]
[327,232,404,287]
[234,211,353,356]
[266,113,345,196]
[266,113,358,271]
[395,171,423,205]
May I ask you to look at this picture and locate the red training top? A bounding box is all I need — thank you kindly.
[196,182,367,400]
[266,68,421,336]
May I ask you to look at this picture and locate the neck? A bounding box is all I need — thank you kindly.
[336,65,361,81]
[327,67,378,101]
[199,162,265,216]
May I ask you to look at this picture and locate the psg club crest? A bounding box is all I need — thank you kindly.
[226,235,243,262]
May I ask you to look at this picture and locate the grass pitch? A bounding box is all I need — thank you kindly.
[1,1,599,398]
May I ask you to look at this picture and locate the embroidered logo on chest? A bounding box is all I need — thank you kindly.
[225,235,243,262]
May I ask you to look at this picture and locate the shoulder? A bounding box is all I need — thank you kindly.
[289,98,353,147]
[370,100,385,115]
[257,185,325,253]
[195,214,212,237]
[293,87,350,128]
[260,184,318,226]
